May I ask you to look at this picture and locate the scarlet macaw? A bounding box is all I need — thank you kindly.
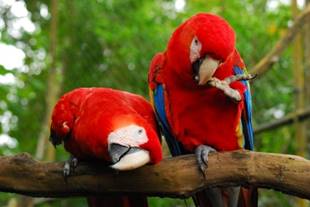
[148,13,257,207]
[50,87,162,207]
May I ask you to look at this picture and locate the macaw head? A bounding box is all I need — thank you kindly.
[166,13,235,85]
[107,114,162,171]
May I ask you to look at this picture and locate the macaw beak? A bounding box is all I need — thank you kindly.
[109,143,151,171]
[49,130,62,148]
[193,56,220,85]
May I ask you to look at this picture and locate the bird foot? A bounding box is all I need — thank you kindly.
[223,73,256,84]
[208,73,256,101]
[63,156,78,178]
[195,145,216,175]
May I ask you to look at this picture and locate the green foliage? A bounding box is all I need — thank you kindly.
[0,0,308,206]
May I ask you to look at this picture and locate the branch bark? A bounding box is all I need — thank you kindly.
[0,151,309,199]
[251,4,310,76]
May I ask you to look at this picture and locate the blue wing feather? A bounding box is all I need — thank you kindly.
[153,84,188,156]
[234,66,254,150]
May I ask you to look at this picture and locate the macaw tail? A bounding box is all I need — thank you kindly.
[193,186,258,207]
[87,195,148,207]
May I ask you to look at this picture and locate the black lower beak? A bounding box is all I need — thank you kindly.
[109,143,130,163]
[109,143,141,164]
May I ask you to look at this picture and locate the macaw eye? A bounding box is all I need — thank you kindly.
[190,36,202,63]
[138,128,144,135]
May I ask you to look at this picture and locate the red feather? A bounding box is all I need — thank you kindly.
[148,52,166,90]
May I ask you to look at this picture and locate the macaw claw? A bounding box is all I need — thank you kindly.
[195,145,216,176]
[223,73,257,85]
[63,156,78,178]
[208,73,257,101]
[208,77,241,101]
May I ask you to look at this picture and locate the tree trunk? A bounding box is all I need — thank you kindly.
[305,0,310,158]
[291,1,308,206]
[291,0,306,158]
[35,0,60,162]
[13,0,61,207]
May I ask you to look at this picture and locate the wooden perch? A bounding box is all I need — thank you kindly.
[251,4,310,76]
[0,151,309,199]
[255,107,310,134]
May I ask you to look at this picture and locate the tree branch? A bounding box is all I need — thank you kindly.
[251,4,310,76]
[0,151,309,199]
[255,107,310,134]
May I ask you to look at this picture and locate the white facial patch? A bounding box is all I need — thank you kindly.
[108,124,148,150]
[190,36,202,63]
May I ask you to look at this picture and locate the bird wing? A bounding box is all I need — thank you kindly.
[233,65,254,150]
[148,53,187,156]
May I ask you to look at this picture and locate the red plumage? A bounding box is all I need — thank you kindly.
[149,14,245,151]
[50,87,162,207]
[51,87,162,163]
[175,52,246,151]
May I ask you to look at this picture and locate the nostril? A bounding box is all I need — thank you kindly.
[109,143,130,163]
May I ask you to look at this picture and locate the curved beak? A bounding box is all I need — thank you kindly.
[193,56,220,85]
[109,143,151,171]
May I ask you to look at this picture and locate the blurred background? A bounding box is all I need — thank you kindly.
[0,0,309,206]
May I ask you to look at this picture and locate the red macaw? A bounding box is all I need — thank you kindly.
[148,13,257,207]
[50,87,162,207]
